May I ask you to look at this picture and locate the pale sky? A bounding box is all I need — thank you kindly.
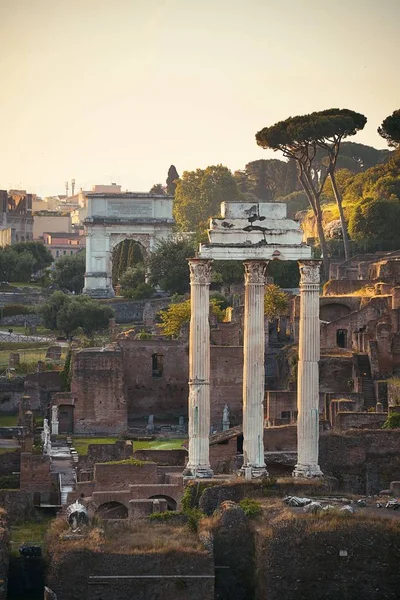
[0,0,399,197]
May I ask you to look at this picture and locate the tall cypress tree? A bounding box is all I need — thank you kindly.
[166,165,179,196]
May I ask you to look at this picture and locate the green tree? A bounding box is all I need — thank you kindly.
[149,183,166,195]
[56,296,114,337]
[13,241,53,273]
[158,297,225,338]
[166,165,180,196]
[148,237,196,294]
[39,291,71,329]
[378,109,400,148]
[235,159,293,201]
[348,197,400,245]
[264,284,289,319]
[174,165,243,234]
[256,108,367,270]
[53,252,86,293]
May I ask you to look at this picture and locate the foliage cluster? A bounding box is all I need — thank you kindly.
[239,497,262,518]
[148,237,196,294]
[264,284,289,319]
[158,297,225,337]
[1,303,34,317]
[39,291,114,336]
[0,241,53,282]
[52,251,86,293]
[382,413,400,429]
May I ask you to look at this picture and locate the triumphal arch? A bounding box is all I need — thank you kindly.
[83,192,174,298]
[184,201,322,480]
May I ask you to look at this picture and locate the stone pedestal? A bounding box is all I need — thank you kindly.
[241,261,268,478]
[51,421,59,435]
[293,260,323,478]
[184,259,214,478]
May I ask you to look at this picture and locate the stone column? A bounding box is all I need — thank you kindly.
[242,260,268,478]
[293,260,323,478]
[184,259,214,478]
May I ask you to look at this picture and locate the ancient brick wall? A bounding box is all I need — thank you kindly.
[24,371,62,412]
[210,322,242,346]
[19,454,52,493]
[334,412,387,430]
[119,339,189,421]
[388,381,400,406]
[133,449,186,466]
[48,550,214,600]
[0,450,20,477]
[93,462,159,491]
[210,438,238,474]
[78,441,133,471]
[264,425,297,451]
[72,347,127,434]
[210,346,243,429]
[0,377,24,413]
[0,490,35,523]
[320,429,400,494]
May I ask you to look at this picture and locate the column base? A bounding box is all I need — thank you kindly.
[292,464,323,479]
[240,465,268,479]
[183,465,214,479]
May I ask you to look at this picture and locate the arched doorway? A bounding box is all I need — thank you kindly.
[95,501,128,519]
[111,238,146,292]
[148,495,177,511]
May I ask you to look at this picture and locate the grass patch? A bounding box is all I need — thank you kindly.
[10,518,52,556]
[98,457,148,467]
[72,437,187,455]
[0,447,17,454]
[239,498,262,518]
[0,414,18,426]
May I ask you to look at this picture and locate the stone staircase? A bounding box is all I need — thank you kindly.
[50,439,77,506]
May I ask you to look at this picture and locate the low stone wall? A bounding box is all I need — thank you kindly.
[93,461,158,491]
[334,411,387,430]
[78,441,133,471]
[264,425,297,451]
[0,378,25,413]
[19,454,53,493]
[133,449,186,466]
[24,371,62,412]
[0,490,35,523]
[323,279,375,296]
[47,550,214,600]
[319,429,400,494]
[0,449,20,477]
[255,509,400,600]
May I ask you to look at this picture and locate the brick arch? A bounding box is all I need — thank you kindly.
[320,302,352,323]
[148,495,177,511]
[95,501,128,519]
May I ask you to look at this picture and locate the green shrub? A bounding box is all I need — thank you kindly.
[0,474,19,489]
[2,304,34,317]
[382,413,400,429]
[239,498,262,518]
[185,508,205,532]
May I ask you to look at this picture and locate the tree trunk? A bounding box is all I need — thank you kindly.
[329,172,351,261]
[297,170,330,280]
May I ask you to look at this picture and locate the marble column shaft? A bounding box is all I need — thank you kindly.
[184,259,213,478]
[293,260,323,478]
[242,260,268,477]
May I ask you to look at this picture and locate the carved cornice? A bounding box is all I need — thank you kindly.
[243,260,268,285]
[188,259,213,285]
[298,260,321,286]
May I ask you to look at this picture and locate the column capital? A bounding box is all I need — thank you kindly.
[188,258,213,285]
[298,260,322,286]
[243,260,268,285]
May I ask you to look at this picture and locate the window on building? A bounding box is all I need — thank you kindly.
[152,353,163,377]
[281,411,291,420]
[70,250,74,255]
[56,250,59,258]
[63,250,66,255]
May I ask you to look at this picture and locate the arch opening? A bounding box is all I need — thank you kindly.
[148,495,177,511]
[95,501,128,519]
[111,239,146,289]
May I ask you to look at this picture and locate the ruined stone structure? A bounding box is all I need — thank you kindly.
[185,201,318,479]
[83,192,174,297]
